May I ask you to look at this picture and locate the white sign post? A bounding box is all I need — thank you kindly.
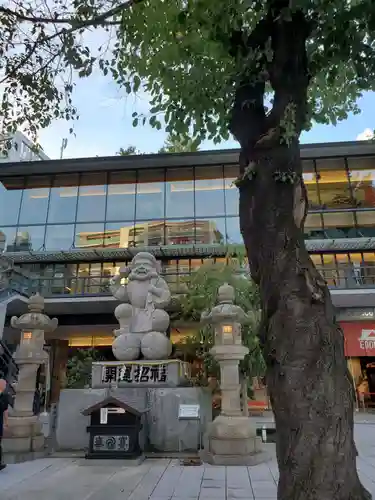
[178,404,201,453]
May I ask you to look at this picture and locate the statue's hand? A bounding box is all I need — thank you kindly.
[110,274,121,286]
[148,285,159,295]
[119,266,131,278]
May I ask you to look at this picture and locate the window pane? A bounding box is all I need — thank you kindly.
[176,264,189,293]
[18,176,51,225]
[190,258,203,271]
[166,219,195,245]
[303,161,321,209]
[0,178,24,226]
[224,166,239,216]
[136,170,165,220]
[166,168,194,218]
[15,226,45,251]
[0,227,17,252]
[304,213,324,239]
[163,260,179,294]
[48,174,79,224]
[195,166,225,217]
[315,158,353,209]
[131,221,165,247]
[75,263,91,294]
[361,253,375,265]
[88,263,104,294]
[75,223,104,249]
[195,217,226,245]
[356,211,375,237]
[347,157,375,208]
[226,217,241,244]
[106,171,136,222]
[45,225,74,250]
[104,222,134,248]
[102,262,121,278]
[322,211,356,238]
[76,173,107,222]
[310,254,323,267]
[360,253,375,285]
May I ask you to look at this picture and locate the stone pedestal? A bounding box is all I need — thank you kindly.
[199,283,268,465]
[201,415,267,465]
[3,294,57,463]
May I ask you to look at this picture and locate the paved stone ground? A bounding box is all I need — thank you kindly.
[2,415,375,500]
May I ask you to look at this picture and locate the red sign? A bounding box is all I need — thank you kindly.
[341,322,375,357]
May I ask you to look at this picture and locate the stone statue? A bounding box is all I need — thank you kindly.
[110,252,172,361]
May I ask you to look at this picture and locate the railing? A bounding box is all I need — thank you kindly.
[316,265,375,289]
[30,274,191,297]
[1,258,375,301]
[17,265,375,298]
[0,266,37,300]
[0,339,18,402]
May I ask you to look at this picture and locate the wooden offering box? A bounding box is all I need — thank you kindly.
[82,396,144,459]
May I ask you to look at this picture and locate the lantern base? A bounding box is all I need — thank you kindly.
[200,415,269,466]
[2,419,46,464]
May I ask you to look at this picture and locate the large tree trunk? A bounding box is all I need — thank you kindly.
[237,142,370,500]
[228,3,370,498]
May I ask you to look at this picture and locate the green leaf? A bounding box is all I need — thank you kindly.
[133,75,141,92]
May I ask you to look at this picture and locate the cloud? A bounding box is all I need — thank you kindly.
[357,128,374,141]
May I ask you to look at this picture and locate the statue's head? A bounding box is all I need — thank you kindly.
[129,252,160,281]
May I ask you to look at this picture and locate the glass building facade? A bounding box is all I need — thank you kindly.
[1,146,375,296]
[0,166,242,253]
[1,155,375,255]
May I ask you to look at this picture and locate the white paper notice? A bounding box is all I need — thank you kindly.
[100,408,108,424]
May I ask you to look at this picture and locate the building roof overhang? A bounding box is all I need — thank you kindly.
[0,140,374,179]
[3,238,375,263]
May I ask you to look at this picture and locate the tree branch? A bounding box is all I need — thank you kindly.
[266,9,311,135]
[0,1,141,27]
[0,0,144,84]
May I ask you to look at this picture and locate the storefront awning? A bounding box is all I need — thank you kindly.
[342,321,375,357]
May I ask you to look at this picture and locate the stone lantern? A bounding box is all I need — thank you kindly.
[200,283,267,465]
[3,294,58,460]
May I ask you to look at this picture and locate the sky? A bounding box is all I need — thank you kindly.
[35,65,375,160]
[2,9,374,160]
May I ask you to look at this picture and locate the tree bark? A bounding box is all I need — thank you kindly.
[228,4,371,500]
[238,143,370,500]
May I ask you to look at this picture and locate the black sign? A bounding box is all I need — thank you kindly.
[93,435,130,452]
[101,363,168,384]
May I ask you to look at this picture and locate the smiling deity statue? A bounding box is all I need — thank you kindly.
[110,252,172,361]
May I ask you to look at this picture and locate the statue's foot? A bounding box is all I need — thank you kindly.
[112,333,141,361]
[141,331,172,360]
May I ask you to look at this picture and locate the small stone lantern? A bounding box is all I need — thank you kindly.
[200,283,267,465]
[3,294,58,460]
